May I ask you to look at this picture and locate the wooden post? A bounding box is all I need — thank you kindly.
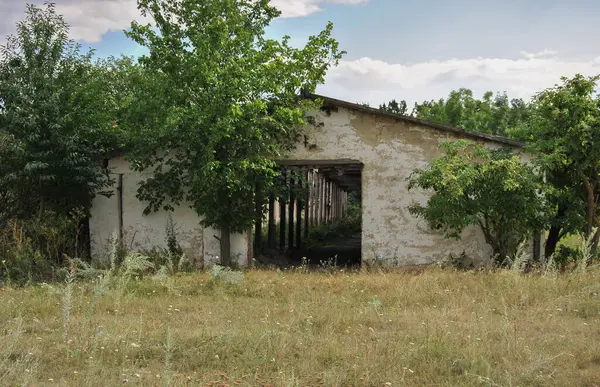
[335,186,340,221]
[338,187,342,220]
[331,182,335,223]
[326,180,331,223]
[267,192,276,249]
[344,191,348,217]
[323,176,328,224]
[315,174,321,226]
[315,172,321,226]
[340,189,344,220]
[304,169,310,240]
[288,172,295,250]
[279,170,287,252]
[309,169,316,229]
[296,175,303,249]
[253,184,262,252]
[332,184,336,221]
[323,179,328,224]
[337,186,340,221]
[117,174,124,244]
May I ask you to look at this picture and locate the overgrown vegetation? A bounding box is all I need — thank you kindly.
[304,191,361,248]
[397,75,600,264]
[0,4,123,221]
[1,263,599,386]
[123,0,345,266]
[0,3,126,280]
[408,140,550,265]
[1,1,599,280]
[0,214,88,285]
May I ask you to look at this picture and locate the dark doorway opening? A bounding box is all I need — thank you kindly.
[253,160,363,268]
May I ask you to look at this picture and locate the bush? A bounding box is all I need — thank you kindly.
[0,213,87,285]
[407,140,550,265]
[304,191,361,248]
[305,217,360,248]
[553,245,579,268]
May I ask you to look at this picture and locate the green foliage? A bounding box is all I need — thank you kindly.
[520,75,600,254]
[0,3,122,220]
[0,215,85,285]
[553,245,579,268]
[305,218,361,248]
[414,89,531,136]
[408,140,549,264]
[208,265,245,285]
[400,78,600,258]
[123,0,344,265]
[305,193,361,248]
[379,99,409,115]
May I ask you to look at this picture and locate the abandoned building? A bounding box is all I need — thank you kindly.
[90,94,534,268]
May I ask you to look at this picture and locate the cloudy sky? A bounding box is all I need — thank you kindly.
[2,0,600,106]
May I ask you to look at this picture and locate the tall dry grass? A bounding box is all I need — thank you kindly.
[1,265,599,386]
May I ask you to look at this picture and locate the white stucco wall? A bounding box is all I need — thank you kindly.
[90,104,538,268]
[89,157,251,267]
[286,106,527,266]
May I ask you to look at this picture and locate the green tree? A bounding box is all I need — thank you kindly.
[518,74,600,257]
[124,0,344,266]
[407,140,549,265]
[0,3,121,221]
[413,89,531,136]
[379,99,409,115]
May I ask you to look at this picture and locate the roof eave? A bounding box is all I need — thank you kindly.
[305,92,524,149]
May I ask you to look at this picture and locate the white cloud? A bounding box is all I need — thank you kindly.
[0,0,367,46]
[318,51,600,107]
[270,0,368,18]
[0,0,147,45]
[54,0,147,43]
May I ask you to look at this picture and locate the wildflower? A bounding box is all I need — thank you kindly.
[122,378,128,383]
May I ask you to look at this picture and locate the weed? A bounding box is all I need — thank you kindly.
[208,264,244,285]
[0,262,599,385]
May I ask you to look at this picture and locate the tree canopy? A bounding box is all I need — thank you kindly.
[408,140,549,264]
[414,89,531,136]
[123,0,344,265]
[379,99,409,115]
[385,78,599,260]
[0,3,122,221]
[523,75,600,255]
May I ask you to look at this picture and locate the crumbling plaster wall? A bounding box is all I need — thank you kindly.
[288,106,522,266]
[89,157,251,267]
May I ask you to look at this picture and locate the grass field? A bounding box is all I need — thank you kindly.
[1,267,600,386]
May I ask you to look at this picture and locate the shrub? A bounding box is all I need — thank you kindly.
[408,140,550,266]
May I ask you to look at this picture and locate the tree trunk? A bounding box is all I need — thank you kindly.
[544,225,562,259]
[591,227,600,258]
[582,174,596,237]
[220,225,231,267]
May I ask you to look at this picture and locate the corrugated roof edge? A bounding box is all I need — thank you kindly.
[305,92,524,148]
